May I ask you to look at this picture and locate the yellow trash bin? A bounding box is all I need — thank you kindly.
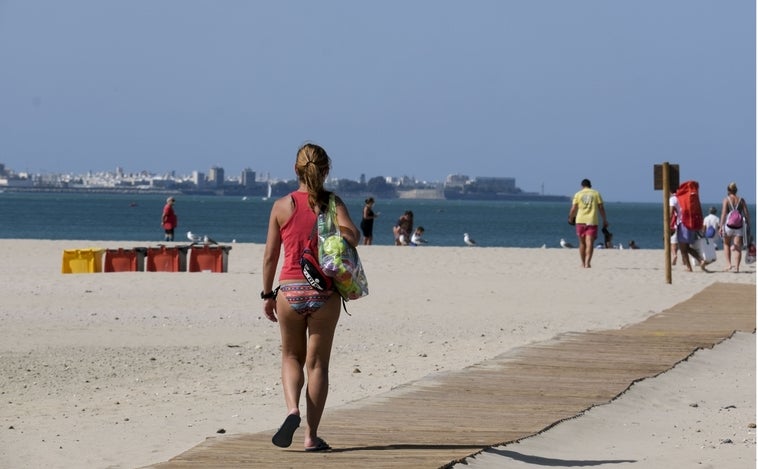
[62,248,104,274]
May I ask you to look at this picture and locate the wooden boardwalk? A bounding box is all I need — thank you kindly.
[146,282,755,469]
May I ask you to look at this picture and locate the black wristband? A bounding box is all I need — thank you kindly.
[260,290,276,299]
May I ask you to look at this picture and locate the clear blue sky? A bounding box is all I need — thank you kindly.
[0,1,754,203]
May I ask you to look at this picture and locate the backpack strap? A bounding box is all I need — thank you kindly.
[299,195,325,243]
[729,196,742,212]
[340,296,351,316]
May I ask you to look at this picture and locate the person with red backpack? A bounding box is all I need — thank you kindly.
[670,181,707,272]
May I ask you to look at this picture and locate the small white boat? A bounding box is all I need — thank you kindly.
[262,182,272,201]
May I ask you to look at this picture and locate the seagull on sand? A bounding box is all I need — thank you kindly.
[560,238,574,248]
[187,231,201,243]
[464,233,478,246]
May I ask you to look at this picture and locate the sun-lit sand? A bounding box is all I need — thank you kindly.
[0,240,754,468]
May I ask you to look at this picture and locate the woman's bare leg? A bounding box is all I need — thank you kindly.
[303,294,341,448]
[733,236,743,271]
[276,297,307,417]
[723,235,733,270]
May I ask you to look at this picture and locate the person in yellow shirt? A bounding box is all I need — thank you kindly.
[568,179,608,268]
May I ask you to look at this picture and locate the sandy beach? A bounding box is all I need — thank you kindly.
[0,240,754,468]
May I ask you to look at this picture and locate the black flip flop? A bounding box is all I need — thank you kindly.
[305,437,331,452]
[272,414,301,448]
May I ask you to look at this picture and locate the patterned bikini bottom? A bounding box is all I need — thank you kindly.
[279,282,333,315]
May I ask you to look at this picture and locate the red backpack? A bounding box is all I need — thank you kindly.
[675,180,704,231]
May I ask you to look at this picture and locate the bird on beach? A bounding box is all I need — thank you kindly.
[464,233,478,246]
[187,231,201,243]
[203,235,218,245]
[560,238,574,248]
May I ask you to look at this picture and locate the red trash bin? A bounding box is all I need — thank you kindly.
[104,248,138,272]
[188,245,231,273]
[146,245,188,272]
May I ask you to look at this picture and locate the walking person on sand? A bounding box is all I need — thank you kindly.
[670,186,707,272]
[702,206,721,241]
[720,182,751,272]
[568,178,608,268]
[261,143,361,452]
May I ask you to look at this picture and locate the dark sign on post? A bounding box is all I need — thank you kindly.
[653,164,679,190]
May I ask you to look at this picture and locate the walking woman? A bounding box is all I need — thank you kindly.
[720,182,751,272]
[262,143,360,452]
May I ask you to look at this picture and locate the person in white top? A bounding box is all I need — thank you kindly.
[410,226,428,246]
[702,206,720,243]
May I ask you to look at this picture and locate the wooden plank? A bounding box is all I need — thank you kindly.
[144,283,755,469]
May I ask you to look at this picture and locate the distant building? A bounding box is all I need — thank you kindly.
[445,174,470,187]
[241,168,256,188]
[0,175,33,187]
[192,171,205,188]
[444,175,516,192]
[443,174,568,201]
[208,166,224,188]
[472,176,517,193]
[150,178,174,189]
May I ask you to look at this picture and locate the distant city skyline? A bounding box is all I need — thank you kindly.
[1,160,476,184]
[0,160,530,190]
[0,157,752,204]
[0,1,754,204]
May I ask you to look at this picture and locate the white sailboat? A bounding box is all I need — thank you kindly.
[262,182,272,201]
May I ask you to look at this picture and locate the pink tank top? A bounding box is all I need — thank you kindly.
[279,191,318,281]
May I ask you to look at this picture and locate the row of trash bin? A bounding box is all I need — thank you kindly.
[62,244,232,273]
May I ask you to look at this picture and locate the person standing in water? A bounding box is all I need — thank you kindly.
[360,197,378,245]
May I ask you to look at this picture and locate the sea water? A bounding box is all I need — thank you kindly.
[0,192,751,249]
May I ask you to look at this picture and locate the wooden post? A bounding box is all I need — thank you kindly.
[662,163,672,284]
